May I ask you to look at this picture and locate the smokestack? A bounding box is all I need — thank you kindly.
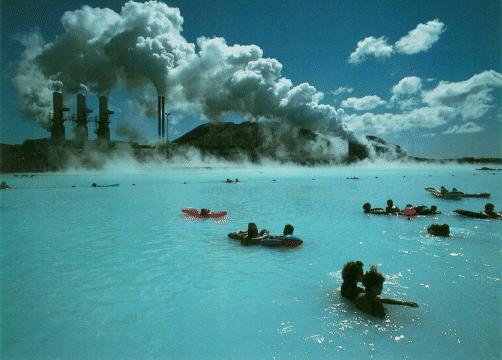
[157,95,162,140]
[97,96,114,141]
[50,91,69,141]
[76,93,92,143]
[161,96,165,142]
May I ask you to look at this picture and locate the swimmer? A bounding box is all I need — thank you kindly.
[385,199,400,215]
[362,203,385,215]
[481,203,502,219]
[415,205,440,215]
[0,181,12,189]
[283,224,294,236]
[440,186,448,195]
[341,260,364,302]
[200,208,211,217]
[355,266,418,318]
[427,223,450,237]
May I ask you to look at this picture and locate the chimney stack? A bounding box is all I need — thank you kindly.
[50,91,69,141]
[157,95,162,140]
[97,96,114,141]
[76,94,92,143]
[161,96,166,141]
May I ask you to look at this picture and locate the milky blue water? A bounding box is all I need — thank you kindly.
[1,165,501,359]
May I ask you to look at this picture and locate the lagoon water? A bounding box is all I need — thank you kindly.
[1,165,501,359]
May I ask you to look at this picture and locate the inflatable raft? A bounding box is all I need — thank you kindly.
[260,235,303,248]
[182,208,228,218]
[454,209,502,220]
[425,187,463,200]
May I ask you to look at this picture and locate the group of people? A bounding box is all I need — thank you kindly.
[225,178,239,183]
[234,223,294,245]
[341,261,418,318]
[363,200,439,216]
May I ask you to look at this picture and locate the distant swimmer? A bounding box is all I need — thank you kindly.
[482,203,502,219]
[415,205,440,215]
[362,203,385,215]
[355,266,418,318]
[200,208,212,217]
[0,181,12,190]
[341,260,364,302]
[385,199,400,215]
[440,186,448,195]
[91,182,97,187]
[427,223,450,237]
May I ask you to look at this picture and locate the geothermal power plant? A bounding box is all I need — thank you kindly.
[50,89,169,143]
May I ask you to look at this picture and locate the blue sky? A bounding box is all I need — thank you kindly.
[1,0,500,158]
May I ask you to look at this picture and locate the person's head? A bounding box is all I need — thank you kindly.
[485,203,495,213]
[363,203,371,213]
[387,199,394,207]
[283,224,294,236]
[406,204,413,208]
[452,188,458,192]
[342,261,364,284]
[431,205,437,212]
[1,181,6,186]
[91,182,97,187]
[362,267,385,295]
[428,223,450,237]
[247,222,258,238]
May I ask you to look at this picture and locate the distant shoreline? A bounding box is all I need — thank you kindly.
[1,138,501,173]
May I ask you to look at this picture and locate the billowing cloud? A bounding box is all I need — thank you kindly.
[348,19,445,64]
[395,19,445,55]
[342,106,455,134]
[332,86,354,96]
[341,95,386,111]
[348,36,393,64]
[13,1,355,142]
[390,76,423,109]
[423,70,502,120]
[443,122,484,134]
[392,76,423,96]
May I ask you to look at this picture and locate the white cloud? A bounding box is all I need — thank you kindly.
[332,86,354,96]
[342,105,456,134]
[348,36,393,64]
[341,95,386,111]
[392,76,422,96]
[395,19,445,54]
[390,76,423,109]
[423,70,502,120]
[348,19,445,64]
[443,122,484,134]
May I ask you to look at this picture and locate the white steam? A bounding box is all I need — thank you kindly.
[13,0,355,144]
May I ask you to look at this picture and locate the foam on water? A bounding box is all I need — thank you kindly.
[1,166,501,359]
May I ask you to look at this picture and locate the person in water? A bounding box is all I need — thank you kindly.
[355,266,418,318]
[440,186,448,195]
[482,203,502,219]
[0,181,11,189]
[341,260,364,301]
[427,223,450,237]
[283,224,294,236]
[385,199,400,215]
[200,208,211,216]
[91,182,97,187]
[363,203,385,215]
[415,205,440,215]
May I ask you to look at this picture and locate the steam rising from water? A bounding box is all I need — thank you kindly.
[13,0,354,144]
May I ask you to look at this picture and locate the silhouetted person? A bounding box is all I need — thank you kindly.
[482,203,502,219]
[91,182,97,187]
[415,205,440,215]
[427,223,450,237]
[200,208,211,217]
[385,199,400,214]
[283,224,294,236]
[0,181,11,189]
[341,261,364,302]
[363,203,385,215]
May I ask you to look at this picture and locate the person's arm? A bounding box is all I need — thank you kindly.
[380,298,418,307]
